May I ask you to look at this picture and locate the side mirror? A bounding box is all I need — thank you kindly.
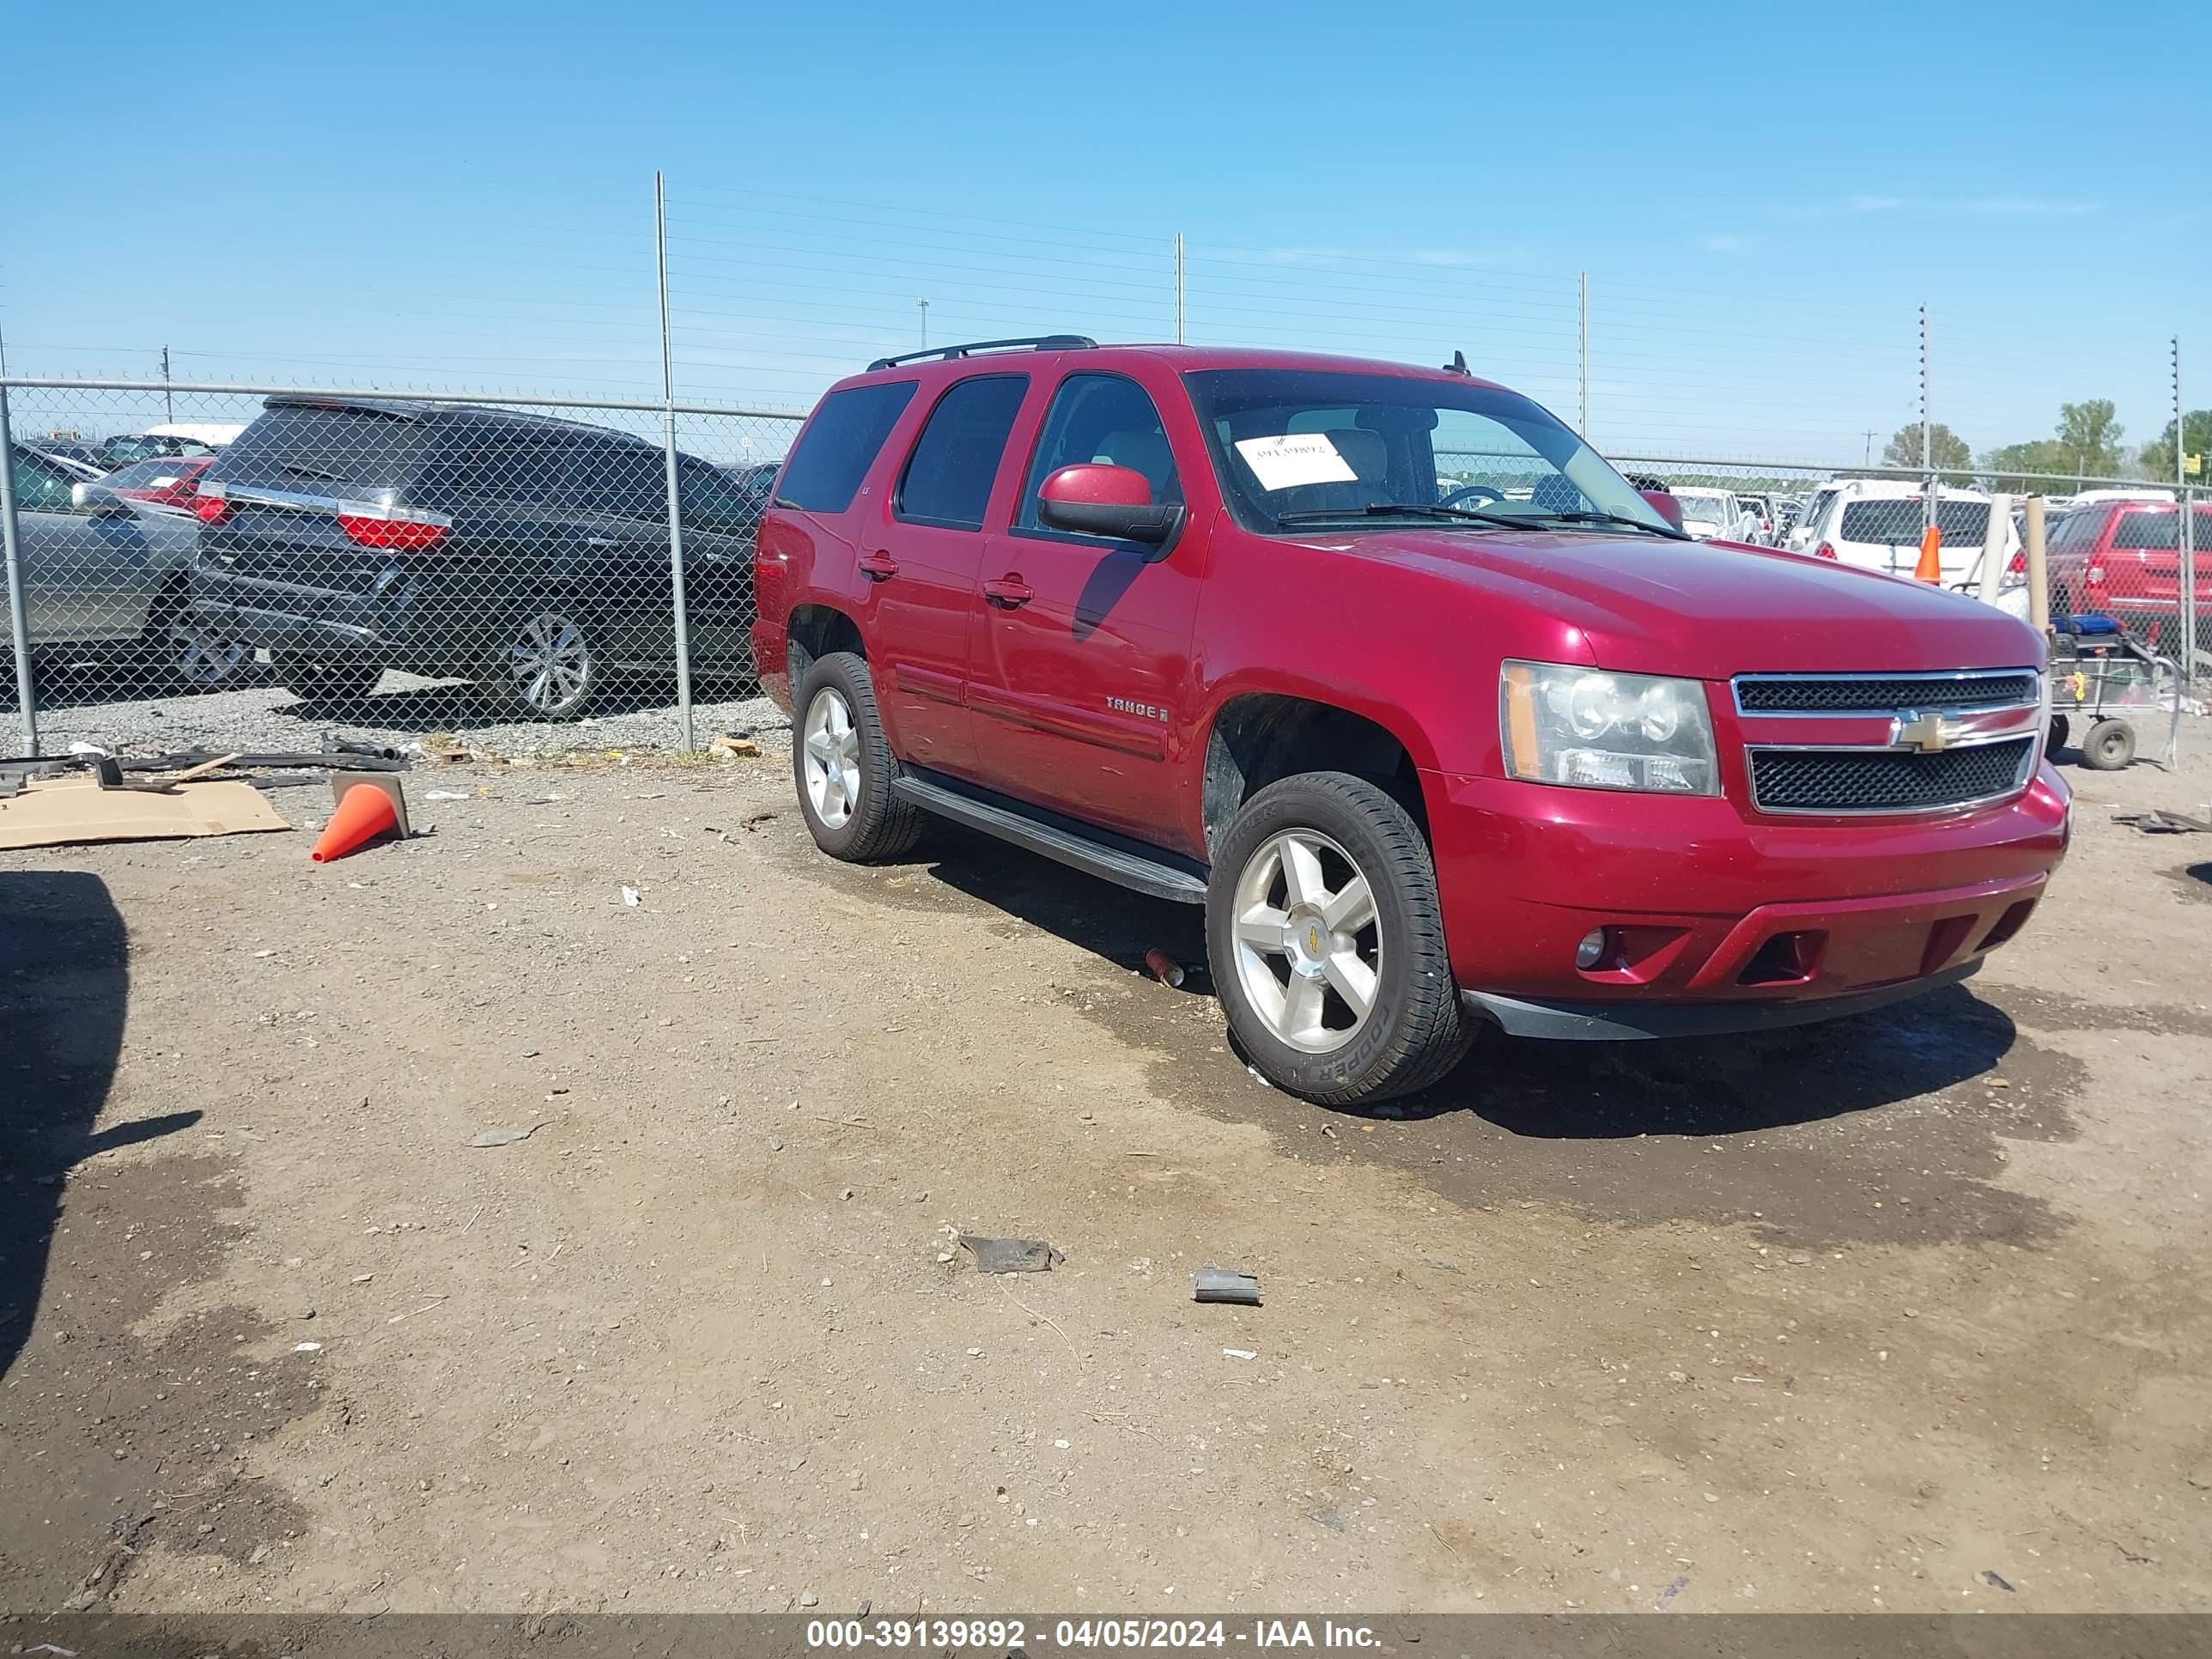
[1037,464,1186,555]
[73,483,134,519]
[1638,488,1686,531]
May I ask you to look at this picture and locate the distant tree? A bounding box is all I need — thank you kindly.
[2140,410,2212,484]
[1982,439,2080,494]
[2053,399,2125,478]
[1882,422,1971,473]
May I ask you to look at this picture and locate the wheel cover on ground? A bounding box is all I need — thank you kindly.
[510,613,590,714]
[1231,828,1382,1054]
[802,685,862,830]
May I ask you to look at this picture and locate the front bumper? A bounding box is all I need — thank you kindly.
[1427,763,2069,1036]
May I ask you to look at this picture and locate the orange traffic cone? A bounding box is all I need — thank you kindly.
[1913,525,1943,582]
[312,782,400,862]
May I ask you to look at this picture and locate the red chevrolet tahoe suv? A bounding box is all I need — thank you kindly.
[752,337,2069,1104]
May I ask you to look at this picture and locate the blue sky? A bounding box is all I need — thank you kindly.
[3,0,2204,467]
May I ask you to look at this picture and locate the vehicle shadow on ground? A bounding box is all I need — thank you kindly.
[0,871,198,1381]
[909,824,2023,1141]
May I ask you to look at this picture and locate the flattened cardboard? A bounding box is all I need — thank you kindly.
[0,774,292,849]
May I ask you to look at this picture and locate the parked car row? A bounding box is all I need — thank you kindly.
[7,404,778,712]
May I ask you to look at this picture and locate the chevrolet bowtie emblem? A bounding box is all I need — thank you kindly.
[1892,710,1954,752]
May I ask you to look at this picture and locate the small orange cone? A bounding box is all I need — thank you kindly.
[1913,525,1943,582]
[312,782,400,862]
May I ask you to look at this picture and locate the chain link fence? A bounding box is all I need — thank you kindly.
[4,377,2203,764]
[2,379,801,759]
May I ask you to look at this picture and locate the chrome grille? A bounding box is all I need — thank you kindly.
[1734,670,2039,715]
[1749,738,2038,814]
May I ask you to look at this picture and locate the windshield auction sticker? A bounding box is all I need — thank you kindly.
[1234,432,1358,492]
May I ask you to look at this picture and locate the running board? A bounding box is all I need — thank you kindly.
[890,775,1208,903]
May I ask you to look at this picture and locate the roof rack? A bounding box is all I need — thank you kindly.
[866,334,1098,372]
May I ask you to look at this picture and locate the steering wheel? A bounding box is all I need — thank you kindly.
[1437,483,1505,509]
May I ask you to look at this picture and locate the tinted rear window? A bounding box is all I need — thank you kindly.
[2112,508,2212,550]
[2048,509,2104,552]
[1839,499,1990,545]
[206,404,430,492]
[896,374,1030,531]
[776,381,918,514]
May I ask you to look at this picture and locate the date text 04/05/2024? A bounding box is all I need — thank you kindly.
[804,1620,1381,1650]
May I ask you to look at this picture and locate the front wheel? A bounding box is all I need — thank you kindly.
[1206,772,1472,1107]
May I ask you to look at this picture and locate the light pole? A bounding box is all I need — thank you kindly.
[917,298,929,350]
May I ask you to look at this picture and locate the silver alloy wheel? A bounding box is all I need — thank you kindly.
[802,684,862,830]
[510,611,591,714]
[166,614,250,687]
[1231,828,1382,1054]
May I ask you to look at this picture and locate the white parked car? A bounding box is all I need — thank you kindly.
[1668,486,1754,540]
[1790,479,2021,588]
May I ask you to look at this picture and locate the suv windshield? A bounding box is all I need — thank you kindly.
[1182,368,1674,538]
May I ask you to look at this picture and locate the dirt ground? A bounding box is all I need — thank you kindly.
[3,732,2209,1618]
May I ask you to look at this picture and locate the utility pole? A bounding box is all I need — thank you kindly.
[1577,272,1590,441]
[1173,234,1186,345]
[161,345,173,424]
[917,298,929,350]
[1863,428,1877,468]
[1919,302,1934,534]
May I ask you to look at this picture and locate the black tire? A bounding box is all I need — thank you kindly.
[495,601,600,720]
[2081,717,2135,771]
[275,653,384,718]
[140,586,251,692]
[2045,713,2070,759]
[1206,771,1472,1107]
[792,651,921,861]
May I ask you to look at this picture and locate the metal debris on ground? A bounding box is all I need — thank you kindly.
[1194,1268,1262,1306]
[1143,948,1187,988]
[2112,809,2211,834]
[468,1121,550,1147]
[1981,1570,2015,1591]
[1222,1347,1257,1360]
[957,1235,1065,1274]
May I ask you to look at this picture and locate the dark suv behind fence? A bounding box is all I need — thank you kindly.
[191,397,767,719]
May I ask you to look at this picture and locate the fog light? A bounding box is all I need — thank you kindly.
[1575,928,1608,970]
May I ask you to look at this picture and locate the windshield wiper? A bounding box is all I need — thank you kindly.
[1513,508,1691,540]
[1274,502,1517,528]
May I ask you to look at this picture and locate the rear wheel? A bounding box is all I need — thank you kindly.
[275,653,384,717]
[141,587,250,691]
[792,651,920,861]
[2081,717,2135,771]
[497,603,599,720]
[1206,772,1472,1107]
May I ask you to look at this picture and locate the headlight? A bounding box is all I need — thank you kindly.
[1500,660,1718,795]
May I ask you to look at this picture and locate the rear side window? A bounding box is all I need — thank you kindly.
[413,428,577,507]
[206,403,430,491]
[574,441,667,518]
[1839,499,1990,545]
[896,375,1030,531]
[776,381,918,514]
[2109,508,2212,550]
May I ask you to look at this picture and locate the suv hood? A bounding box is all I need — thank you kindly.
[1315,526,2041,678]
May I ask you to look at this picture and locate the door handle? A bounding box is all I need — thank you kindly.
[982,574,1034,609]
[858,550,900,582]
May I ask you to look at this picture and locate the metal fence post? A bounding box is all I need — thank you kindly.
[655,171,697,753]
[1578,272,1590,441]
[2175,337,2199,690]
[1919,302,1935,537]
[0,379,39,757]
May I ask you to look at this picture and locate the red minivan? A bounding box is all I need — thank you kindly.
[753,338,2069,1104]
